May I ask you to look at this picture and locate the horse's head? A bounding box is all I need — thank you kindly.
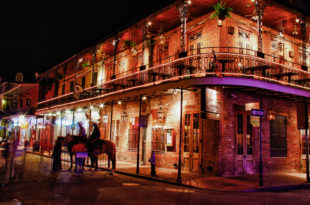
[62,134,73,146]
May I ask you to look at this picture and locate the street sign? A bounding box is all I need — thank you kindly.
[250,116,260,127]
[251,109,264,117]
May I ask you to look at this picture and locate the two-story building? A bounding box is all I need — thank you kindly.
[0,73,38,147]
[35,0,309,177]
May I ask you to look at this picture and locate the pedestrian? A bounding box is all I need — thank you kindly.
[52,137,63,171]
[72,139,87,175]
[78,122,86,137]
[149,151,156,176]
[24,139,29,151]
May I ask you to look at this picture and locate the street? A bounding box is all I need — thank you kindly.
[0,154,310,204]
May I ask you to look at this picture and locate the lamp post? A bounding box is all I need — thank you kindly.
[177,88,183,183]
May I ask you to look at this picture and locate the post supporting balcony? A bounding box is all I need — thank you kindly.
[254,0,267,57]
[301,15,308,71]
[177,0,189,53]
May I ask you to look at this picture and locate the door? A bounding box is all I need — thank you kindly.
[183,113,201,172]
[235,112,255,175]
[238,29,251,55]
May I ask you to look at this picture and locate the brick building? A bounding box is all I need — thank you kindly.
[35,0,309,177]
[0,73,38,146]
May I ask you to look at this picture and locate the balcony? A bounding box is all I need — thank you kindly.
[37,47,310,110]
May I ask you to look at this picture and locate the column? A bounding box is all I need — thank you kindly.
[254,0,266,57]
[112,37,119,79]
[177,0,189,54]
[301,16,308,71]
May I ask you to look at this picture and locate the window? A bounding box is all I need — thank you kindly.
[152,128,165,152]
[237,114,243,155]
[54,81,59,97]
[70,81,74,92]
[189,31,202,41]
[20,99,23,108]
[62,84,65,95]
[184,114,191,152]
[128,117,139,150]
[197,42,201,54]
[26,99,31,107]
[81,76,86,89]
[270,115,287,157]
[92,72,97,85]
[193,114,199,153]
[301,127,310,155]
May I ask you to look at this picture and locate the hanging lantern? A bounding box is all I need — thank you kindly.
[158,34,166,45]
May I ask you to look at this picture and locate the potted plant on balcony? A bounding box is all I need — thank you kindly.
[123,40,138,56]
[210,1,233,27]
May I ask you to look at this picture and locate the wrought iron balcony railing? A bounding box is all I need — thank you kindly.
[37,47,310,110]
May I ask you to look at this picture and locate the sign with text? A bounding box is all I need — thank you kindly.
[250,116,260,127]
[251,109,264,117]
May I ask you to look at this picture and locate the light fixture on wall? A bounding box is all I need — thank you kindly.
[217,19,223,27]
[267,109,276,121]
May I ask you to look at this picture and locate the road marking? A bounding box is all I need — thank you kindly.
[122,183,140,186]
[165,188,194,193]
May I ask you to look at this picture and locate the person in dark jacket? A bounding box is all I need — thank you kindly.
[89,123,101,142]
[52,137,63,171]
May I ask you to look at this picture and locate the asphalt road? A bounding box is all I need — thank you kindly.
[1,154,310,205]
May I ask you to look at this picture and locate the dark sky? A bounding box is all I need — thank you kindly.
[0,0,309,83]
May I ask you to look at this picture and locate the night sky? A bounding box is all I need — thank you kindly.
[0,0,309,83]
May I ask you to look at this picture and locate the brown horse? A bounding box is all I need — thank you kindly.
[89,139,116,172]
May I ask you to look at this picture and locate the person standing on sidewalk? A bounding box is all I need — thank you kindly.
[72,139,87,175]
[149,151,156,177]
[52,137,63,171]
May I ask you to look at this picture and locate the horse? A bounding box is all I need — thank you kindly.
[87,139,116,172]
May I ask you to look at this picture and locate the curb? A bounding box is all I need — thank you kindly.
[243,183,310,192]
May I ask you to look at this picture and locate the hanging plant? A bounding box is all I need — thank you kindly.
[81,62,90,68]
[210,2,233,21]
[123,40,137,49]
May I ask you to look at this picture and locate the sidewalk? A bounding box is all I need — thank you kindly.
[30,152,310,192]
[116,164,310,192]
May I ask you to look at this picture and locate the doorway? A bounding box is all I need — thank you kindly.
[183,113,201,172]
[235,111,255,175]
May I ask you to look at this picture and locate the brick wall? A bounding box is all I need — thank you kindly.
[220,89,301,176]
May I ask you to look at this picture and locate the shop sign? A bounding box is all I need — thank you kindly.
[250,116,260,127]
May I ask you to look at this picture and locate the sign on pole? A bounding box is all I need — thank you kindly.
[250,116,260,127]
[251,109,264,117]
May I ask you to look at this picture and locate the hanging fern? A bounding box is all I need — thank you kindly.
[210,2,233,20]
[123,40,136,49]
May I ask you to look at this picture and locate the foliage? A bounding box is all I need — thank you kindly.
[81,62,90,68]
[123,40,137,49]
[210,2,233,20]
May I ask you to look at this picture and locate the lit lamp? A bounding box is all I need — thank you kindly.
[217,19,223,27]
[267,109,276,121]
